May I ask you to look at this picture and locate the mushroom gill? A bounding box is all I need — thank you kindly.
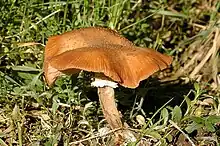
[48,44,172,88]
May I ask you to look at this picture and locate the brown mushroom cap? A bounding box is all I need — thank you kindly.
[44,27,134,86]
[48,44,172,88]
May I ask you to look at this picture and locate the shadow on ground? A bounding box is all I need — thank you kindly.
[116,77,195,119]
[85,77,195,119]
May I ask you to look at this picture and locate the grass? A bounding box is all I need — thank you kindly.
[0,0,220,145]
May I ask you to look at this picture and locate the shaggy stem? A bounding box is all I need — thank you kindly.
[98,86,123,130]
[98,86,137,145]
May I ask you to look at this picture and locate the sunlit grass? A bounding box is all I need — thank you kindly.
[0,0,220,145]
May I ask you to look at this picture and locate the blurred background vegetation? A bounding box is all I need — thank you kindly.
[0,0,220,145]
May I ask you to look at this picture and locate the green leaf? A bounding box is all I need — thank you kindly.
[207,115,220,124]
[191,116,205,124]
[13,87,22,94]
[205,121,215,132]
[127,142,137,146]
[29,72,43,87]
[185,122,203,133]
[161,108,169,125]
[166,134,173,143]
[83,102,94,116]
[11,104,20,121]
[17,72,36,80]
[172,106,182,122]
[150,10,188,18]
[5,75,21,86]
[52,96,59,115]
[10,65,41,72]
[148,131,162,139]
[183,95,192,115]
[193,82,200,93]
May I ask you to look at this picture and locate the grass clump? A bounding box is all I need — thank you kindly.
[0,0,220,145]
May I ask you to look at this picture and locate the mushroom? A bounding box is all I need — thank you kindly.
[43,27,172,144]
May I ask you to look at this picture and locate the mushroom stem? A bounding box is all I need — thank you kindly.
[98,86,123,130]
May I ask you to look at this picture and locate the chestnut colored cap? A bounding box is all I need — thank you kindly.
[44,27,172,88]
[44,27,134,86]
[46,44,172,88]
